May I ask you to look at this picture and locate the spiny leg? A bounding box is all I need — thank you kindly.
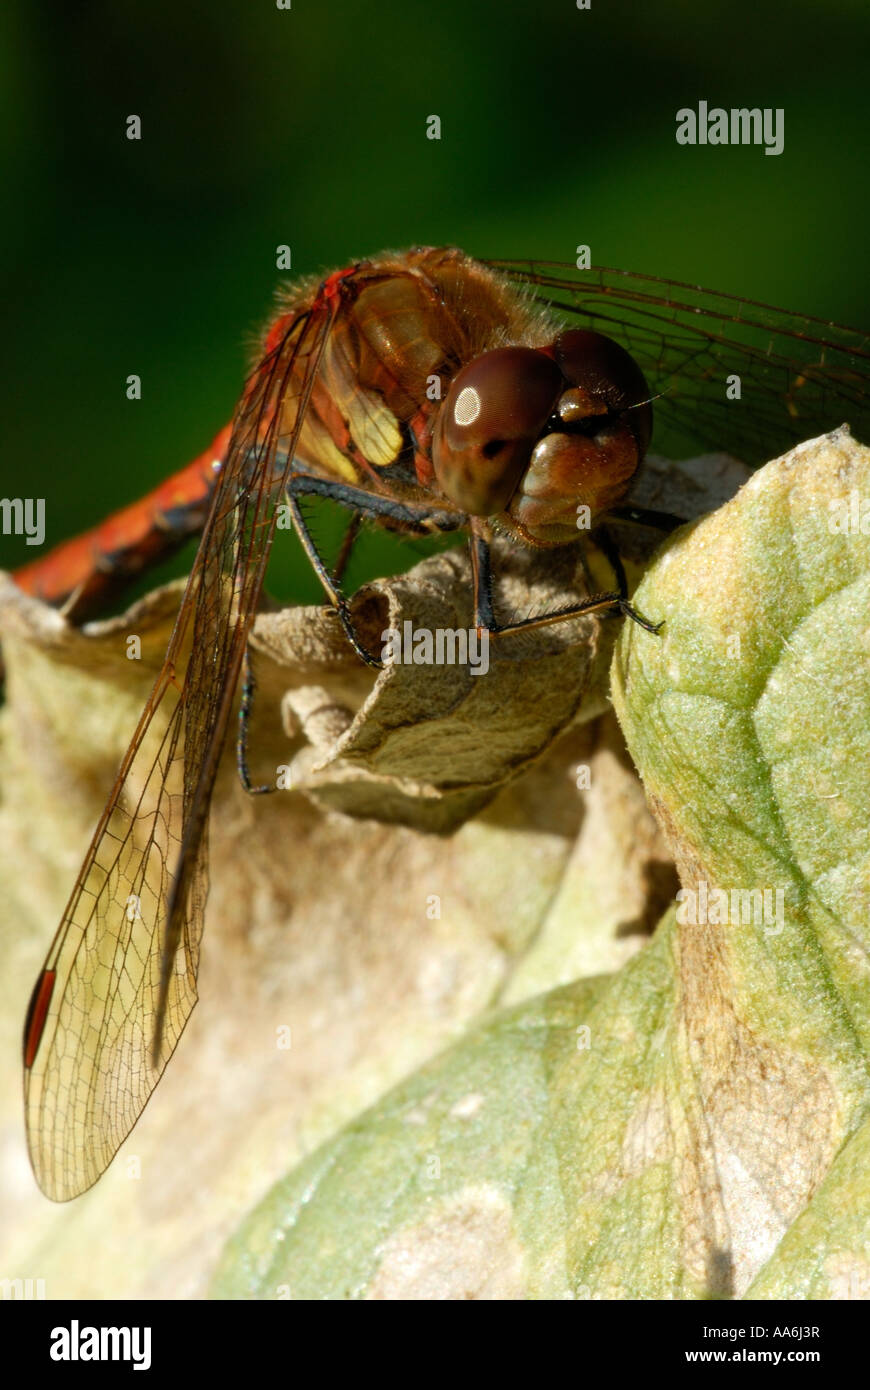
[607,503,686,533]
[236,504,375,796]
[287,473,465,534]
[597,503,686,606]
[283,486,384,668]
[236,474,467,793]
[470,528,663,638]
[285,473,466,667]
[237,646,277,795]
[591,523,629,601]
[333,510,362,584]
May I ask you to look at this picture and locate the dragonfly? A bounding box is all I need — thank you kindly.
[15,246,870,1202]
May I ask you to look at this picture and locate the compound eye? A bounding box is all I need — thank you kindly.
[432,347,562,515]
[554,329,652,455]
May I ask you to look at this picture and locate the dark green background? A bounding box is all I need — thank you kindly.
[2,0,869,600]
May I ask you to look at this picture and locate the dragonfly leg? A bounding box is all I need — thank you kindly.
[236,646,277,795]
[285,474,467,667]
[606,503,686,533]
[333,510,362,584]
[592,523,628,599]
[470,530,664,638]
[286,473,465,535]
[237,506,372,795]
[284,483,385,668]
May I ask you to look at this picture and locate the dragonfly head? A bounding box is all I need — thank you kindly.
[431,329,652,544]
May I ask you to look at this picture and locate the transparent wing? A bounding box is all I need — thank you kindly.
[492,261,870,463]
[23,291,336,1201]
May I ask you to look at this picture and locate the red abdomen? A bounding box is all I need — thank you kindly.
[13,426,231,618]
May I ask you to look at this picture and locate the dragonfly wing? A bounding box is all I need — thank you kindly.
[24,294,336,1201]
[23,682,196,1201]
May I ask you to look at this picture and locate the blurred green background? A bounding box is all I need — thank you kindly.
[1,0,869,601]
